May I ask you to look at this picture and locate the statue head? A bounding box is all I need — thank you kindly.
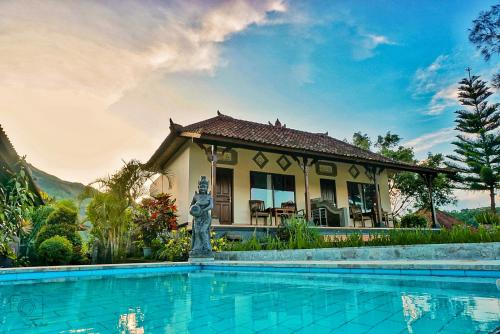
[198,176,209,194]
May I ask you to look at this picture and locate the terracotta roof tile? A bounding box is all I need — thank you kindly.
[180,114,423,169]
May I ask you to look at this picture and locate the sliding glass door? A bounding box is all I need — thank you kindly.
[347,182,376,213]
[250,172,295,209]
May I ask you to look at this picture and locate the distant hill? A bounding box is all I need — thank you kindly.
[28,164,86,200]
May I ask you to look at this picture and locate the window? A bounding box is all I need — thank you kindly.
[250,172,295,209]
[347,182,376,213]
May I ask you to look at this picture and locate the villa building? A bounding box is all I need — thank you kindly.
[146,112,451,229]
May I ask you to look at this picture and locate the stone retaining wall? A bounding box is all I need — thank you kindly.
[214,242,500,261]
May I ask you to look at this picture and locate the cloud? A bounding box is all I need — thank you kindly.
[412,55,449,96]
[427,83,460,115]
[403,127,456,153]
[409,54,462,115]
[352,33,396,60]
[0,0,287,183]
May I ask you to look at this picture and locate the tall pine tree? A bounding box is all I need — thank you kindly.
[446,70,500,211]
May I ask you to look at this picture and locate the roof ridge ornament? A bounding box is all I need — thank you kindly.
[270,118,286,128]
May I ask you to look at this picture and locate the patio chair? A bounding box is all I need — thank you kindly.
[382,209,395,228]
[249,200,270,226]
[281,201,305,217]
[350,205,372,228]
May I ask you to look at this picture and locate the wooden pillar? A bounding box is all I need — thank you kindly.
[302,157,312,221]
[210,145,217,197]
[421,173,438,228]
[371,167,383,227]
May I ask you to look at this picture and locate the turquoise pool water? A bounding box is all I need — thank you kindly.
[0,270,498,333]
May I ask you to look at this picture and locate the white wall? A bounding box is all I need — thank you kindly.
[150,142,191,223]
[186,144,392,226]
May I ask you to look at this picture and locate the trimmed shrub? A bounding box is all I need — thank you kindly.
[38,236,73,265]
[46,206,78,226]
[35,223,82,251]
[400,213,428,228]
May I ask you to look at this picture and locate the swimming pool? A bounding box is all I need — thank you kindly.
[0,267,498,333]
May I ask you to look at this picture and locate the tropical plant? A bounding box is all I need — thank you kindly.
[81,160,168,263]
[277,217,325,249]
[210,231,227,252]
[133,194,177,247]
[445,72,499,211]
[0,163,36,242]
[0,239,15,260]
[37,236,73,265]
[475,211,500,226]
[156,228,191,262]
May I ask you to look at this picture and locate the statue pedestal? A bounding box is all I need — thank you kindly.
[189,256,215,263]
[189,251,214,263]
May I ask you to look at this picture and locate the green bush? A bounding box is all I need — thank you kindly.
[35,223,82,250]
[400,214,428,228]
[38,236,73,265]
[46,206,78,226]
[475,211,500,226]
[156,228,191,262]
[278,217,325,249]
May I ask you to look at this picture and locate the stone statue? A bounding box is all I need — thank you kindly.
[189,176,214,258]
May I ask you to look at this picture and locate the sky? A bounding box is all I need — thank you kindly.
[1,0,499,210]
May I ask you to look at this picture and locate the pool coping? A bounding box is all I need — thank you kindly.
[1,259,499,281]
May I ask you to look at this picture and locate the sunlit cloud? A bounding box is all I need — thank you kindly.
[403,127,456,153]
[412,54,450,96]
[0,0,286,183]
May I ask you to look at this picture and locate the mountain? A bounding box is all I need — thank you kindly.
[28,164,86,200]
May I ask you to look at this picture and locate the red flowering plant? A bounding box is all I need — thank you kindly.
[133,194,178,247]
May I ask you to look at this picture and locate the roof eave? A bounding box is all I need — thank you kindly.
[190,134,455,175]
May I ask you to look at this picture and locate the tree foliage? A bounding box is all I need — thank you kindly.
[445,73,500,211]
[469,4,500,62]
[469,4,500,88]
[350,132,455,215]
[352,132,371,150]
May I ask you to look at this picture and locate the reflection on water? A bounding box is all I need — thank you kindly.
[0,271,498,333]
[119,307,144,334]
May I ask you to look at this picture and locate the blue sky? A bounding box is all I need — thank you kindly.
[1,0,498,208]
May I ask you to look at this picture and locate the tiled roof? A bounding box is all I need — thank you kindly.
[147,112,453,174]
[179,113,445,172]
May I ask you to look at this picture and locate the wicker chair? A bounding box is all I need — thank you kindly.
[350,205,372,228]
[382,209,395,228]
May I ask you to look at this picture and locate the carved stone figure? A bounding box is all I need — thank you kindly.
[189,176,214,257]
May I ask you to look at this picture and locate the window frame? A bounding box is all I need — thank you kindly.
[346,181,376,213]
[250,171,296,209]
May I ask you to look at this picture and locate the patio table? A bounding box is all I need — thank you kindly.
[271,208,296,226]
